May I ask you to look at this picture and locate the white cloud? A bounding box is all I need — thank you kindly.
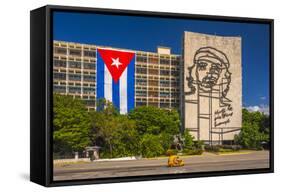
[244,104,269,115]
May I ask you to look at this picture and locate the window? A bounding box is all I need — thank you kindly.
[68,61,81,68]
[53,72,66,80]
[83,87,95,94]
[69,74,81,81]
[171,92,179,97]
[171,81,179,87]
[160,58,170,65]
[136,102,146,106]
[171,103,179,108]
[160,92,170,97]
[84,62,96,69]
[69,86,81,93]
[69,49,81,56]
[148,68,158,75]
[136,91,147,97]
[148,91,158,97]
[136,67,147,74]
[171,59,180,66]
[160,103,170,108]
[148,80,158,86]
[54,60,66,67]
[84,50,96,57]
[160,70,170,76]
[84,75,95,82]
[171,70,179,76]
[160,80,169,87]
[53,85,66,93]
[136,56,147,63]
[84,100,95,106]
[136,79,147,86]
[148,57,158,64]
[54,47,67,54]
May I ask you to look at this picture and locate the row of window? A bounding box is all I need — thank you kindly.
[54,59,95,69]
[55,76,178,88]
[135,81,179,87]
[54,61,179,75]
[136,55,180,64]
[54,47,179,62]
[54,82,95,87]
[53,85,96,94]
[136,92,179,98]
[136,59,180,66]
[54,73,96,81]
[135,102,178,108]
[136,68,179,76]
[54,47,96,57]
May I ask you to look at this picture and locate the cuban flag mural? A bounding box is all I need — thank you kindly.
[96,48,135,114]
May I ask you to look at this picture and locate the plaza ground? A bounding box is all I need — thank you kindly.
[53,150,270,181]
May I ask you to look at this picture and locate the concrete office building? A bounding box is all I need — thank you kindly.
[53,40,180,111]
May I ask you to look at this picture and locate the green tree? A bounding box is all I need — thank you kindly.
[128,106,180,135]
[128,106,180,157]
[89,99,139,158]
[110,115,139,157]
[183,129,194,149]
[234,122,268,149]
[53,94,91,153]
[235,108,269,149]
[91,99,119,157]
[140,134,164,158]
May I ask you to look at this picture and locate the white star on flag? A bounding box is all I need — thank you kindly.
[111,57,122,69]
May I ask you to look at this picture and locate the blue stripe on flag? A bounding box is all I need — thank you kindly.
[96,50,104,110]
[112,80,120,111]
[127,56,135,112]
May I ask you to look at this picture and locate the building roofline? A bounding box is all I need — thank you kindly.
[53,40,181,56]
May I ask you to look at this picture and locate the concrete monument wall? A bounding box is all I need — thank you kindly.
[181,31,242,144]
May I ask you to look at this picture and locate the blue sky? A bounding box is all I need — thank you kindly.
[53,11,270,111]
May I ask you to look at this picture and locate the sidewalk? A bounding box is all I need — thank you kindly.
[54,151,267,172]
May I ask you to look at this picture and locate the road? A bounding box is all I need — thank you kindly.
[53,151,270,181]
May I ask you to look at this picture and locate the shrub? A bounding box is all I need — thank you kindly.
[193,140,204,150]
[183,130,194,149]
[218,148,234,153]
[204,145,220,152]
[220,145,241,151]
[140,134,164,158]
[205,145,241,153]
[166,149,178,156]
[182,149,203,155]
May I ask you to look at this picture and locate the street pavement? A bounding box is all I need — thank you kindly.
[53,150,270,181]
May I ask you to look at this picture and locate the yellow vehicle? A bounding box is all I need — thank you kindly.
[168,155,184,167]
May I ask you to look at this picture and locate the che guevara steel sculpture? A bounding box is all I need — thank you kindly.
[185,47,234,142]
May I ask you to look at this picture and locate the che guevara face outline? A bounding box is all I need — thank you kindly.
[193,47,230,93]
[195,56,223,91]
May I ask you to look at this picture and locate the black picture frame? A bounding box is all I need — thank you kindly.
[30,5,274,187]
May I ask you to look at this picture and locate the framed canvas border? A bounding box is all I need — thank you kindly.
[30,5,274,187]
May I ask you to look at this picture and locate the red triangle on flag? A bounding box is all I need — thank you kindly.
[97,48,135,83]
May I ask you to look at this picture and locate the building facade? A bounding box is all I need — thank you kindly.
[181,32,242,144]
[53,41,180,111]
